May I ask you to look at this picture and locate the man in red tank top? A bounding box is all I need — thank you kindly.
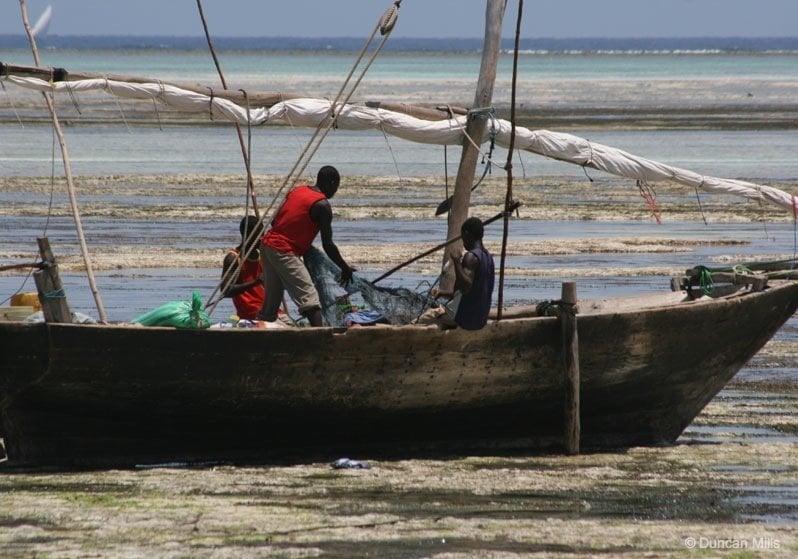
[258,166,354,327]
[221,215,265,320]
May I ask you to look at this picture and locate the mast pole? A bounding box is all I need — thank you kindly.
[442,0,507,289]
[18,0,108,323]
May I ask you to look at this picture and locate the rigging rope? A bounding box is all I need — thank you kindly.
[1,80,25,127]
[195,0,260,220]
[497,0,524,320]
[205,0,403,316]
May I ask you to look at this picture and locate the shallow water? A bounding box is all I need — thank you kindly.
[3,125,798,180]
[2,216,796,322]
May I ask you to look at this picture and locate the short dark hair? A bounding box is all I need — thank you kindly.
[461,216,484,240]
[239,215,261,237]
[317,165,340,189]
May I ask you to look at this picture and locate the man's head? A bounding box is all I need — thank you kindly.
[317,165,340,198]
[461,216,484,249]
[239,215,263,248]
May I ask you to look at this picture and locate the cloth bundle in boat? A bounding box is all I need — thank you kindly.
[132,291,211,329]
[303,246,429,327]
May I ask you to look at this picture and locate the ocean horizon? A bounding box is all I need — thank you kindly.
[2,34,798,53]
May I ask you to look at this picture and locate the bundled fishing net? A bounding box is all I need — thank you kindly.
[304,246,430,327]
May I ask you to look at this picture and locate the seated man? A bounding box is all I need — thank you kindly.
[424,216,495,330]
[221,215,266,321]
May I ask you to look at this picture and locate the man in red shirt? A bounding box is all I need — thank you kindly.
[258,165,354,327]
[222,215,265,320]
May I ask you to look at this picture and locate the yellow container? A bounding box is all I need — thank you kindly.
[10,292,41,311]
[0,306,36,321]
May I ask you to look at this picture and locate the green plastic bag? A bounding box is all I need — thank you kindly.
[132,291,211,329]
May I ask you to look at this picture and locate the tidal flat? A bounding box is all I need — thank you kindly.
[2,173,797,557]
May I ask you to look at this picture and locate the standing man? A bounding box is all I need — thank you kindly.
[258,165,354,327]
[222,215,265,321]
[431,216,495,330]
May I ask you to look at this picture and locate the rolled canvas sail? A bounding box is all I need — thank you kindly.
[7,74,798,215]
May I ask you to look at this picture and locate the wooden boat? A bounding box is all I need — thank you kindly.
[1,280,796,466]
[1,1,797,467]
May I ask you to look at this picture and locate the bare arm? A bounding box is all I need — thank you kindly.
[310,199,354,284]
[221,252,261,298]
[452,250,479,295]
[432,248,478,299]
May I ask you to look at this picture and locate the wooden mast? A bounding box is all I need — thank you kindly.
[442,0,507,289]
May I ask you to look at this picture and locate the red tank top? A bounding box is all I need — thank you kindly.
[229,248,264,320]
[263,185,326,256]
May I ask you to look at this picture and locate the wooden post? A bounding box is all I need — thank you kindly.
[33,237,72,323]
[561,281,580,454]
[441,0,507,291]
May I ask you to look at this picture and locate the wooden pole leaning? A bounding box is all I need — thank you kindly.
[561,281,581,455]
[33,237,71,323]
[19,0,108,323]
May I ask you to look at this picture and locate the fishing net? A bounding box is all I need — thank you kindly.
[303,246,431,327]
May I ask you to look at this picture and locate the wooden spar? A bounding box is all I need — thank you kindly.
[560,281,581,455]
[442,0,507,291]
[365,101,468,121]
[372,201,521,284]
[18,1,108,323]
[0,61,303,109]
[1,62,474,122]
[33,237,71,323]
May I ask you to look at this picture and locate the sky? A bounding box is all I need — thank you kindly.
[1,0,796,39]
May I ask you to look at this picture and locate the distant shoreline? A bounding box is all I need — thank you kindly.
[2,34,798,53]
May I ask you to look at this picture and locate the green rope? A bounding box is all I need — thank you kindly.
[694,265,715,296]
[41,288,65,300]
[702,258,797,274]
[731,264,753,279]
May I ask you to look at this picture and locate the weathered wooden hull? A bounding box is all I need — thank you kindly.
[1,282,797,467]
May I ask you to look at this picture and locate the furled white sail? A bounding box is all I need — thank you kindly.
[7,75,798,215]
[31,5,53,38]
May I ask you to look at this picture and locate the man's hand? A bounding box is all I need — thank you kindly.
[338,265,356,287]
[431,287,453,301]
[448,247,464,263]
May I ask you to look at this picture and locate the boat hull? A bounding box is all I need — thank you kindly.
[2,282,797,467]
